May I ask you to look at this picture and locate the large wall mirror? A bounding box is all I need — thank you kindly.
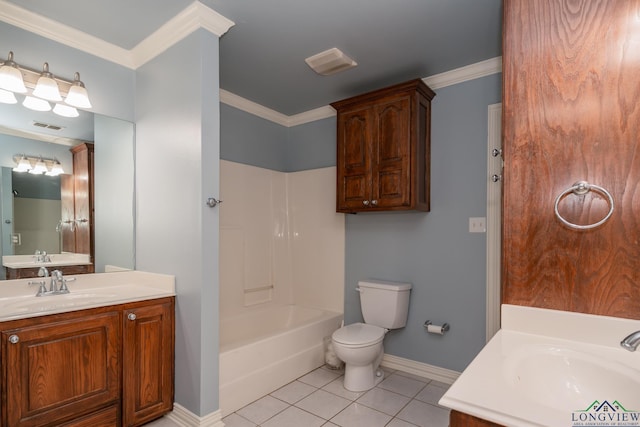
[0,102,135,279]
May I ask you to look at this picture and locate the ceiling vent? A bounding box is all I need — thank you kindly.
[305,48,357,76]
[33,121,64,131]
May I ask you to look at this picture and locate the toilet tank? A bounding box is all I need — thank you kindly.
[358,280,412,329]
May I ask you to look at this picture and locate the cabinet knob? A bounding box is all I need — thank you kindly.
[127,313,137,321]
[362,200,370,206]
[9,335,19,344]
[491,148,502,157]
[491,174,502,183]
[371,199,378,206]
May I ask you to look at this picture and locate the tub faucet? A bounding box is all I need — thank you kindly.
[620,331,640,352]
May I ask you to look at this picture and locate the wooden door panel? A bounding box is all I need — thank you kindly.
[123,301,174,426]
[3,312,120,427]
[502,0,640,318]
[337,107,373,211]
[373,97,411,207]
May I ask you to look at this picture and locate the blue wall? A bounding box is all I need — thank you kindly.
[221,73,502,372]
[135,29,221,416]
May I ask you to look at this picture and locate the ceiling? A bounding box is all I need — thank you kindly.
[3,0,502,117]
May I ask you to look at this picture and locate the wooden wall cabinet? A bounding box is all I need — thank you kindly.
[0,297,174,427]
[61,143,95,273]
[331,79,435,213]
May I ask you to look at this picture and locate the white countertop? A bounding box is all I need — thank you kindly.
[3,253,92,268]
[0,270,175,321]
[439,305,640,427]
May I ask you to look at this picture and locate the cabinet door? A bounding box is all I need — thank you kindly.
[2,312,120,427]
[122,301,174,426]
[71,143,94,259]
[372,96,411,209]
[336,106,374,212]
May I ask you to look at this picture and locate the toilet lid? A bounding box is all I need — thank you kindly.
[332,323,385,346]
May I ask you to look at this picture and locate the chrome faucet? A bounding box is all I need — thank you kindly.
[620,331,640,351]
[28,270,74,297]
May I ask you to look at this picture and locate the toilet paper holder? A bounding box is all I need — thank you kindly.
[424,320,450,335]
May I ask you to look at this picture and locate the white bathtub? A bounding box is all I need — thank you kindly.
[219,304,343,415]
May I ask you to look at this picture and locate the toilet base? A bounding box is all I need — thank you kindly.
[343,365,384,392]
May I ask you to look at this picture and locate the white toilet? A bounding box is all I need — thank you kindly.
[331,280,411,392]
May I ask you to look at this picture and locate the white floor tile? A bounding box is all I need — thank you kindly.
[386,418,419,427]
[378,373,427,398]
[299,367,343,388]
[235,395,289,425]
[296,389,351,420]
[330,402,392,427]
[271,380,318,404]
[356,387,411,416]
[143,417,180,427]
[414,383,448,406]
[322,377,364,401]
[220,413,258,427]
[261,406,325,427]
[396,400,450,427]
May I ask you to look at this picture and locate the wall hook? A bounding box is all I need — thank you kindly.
[206,197,223,208]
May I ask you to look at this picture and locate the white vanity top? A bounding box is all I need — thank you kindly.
[3,253,92,268]
[0,270,175,321]
[439,304,640,427]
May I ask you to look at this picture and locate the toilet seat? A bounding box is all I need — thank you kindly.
[332,323,385,348]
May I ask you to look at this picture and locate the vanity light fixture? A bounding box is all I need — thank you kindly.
[23,95,51,112]
[45,160,65,176]
[12,155,31,173]
[52,103,79,118]
[32,63,62,102]
[0,51,27,93]
[64,73,91,108]
[0,88,17,104]
[12,155,65,176]
[0,50,92,117]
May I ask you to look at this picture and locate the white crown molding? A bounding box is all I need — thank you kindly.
[132,2,235,68]
[167,404,224,427]
[222,56,503,128]
[220,89,291,127]
[0,0,134,68]
[288,105,336,127]
[423,56,502,90]
[0,0,234,70]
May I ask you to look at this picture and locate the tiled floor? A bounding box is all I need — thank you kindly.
[147,365,450,427]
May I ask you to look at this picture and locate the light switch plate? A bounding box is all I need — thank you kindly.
[469,217,486,233]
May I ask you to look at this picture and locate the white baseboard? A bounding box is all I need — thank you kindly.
[166,404,225,427]
[381,353,461,385]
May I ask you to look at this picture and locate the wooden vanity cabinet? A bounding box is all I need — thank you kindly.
[331,79,435,213]
[1,309,121,427]
[123,300,174,426]
[450,410,505,427]
[0,297,175,427]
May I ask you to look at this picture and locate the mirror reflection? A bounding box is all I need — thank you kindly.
[0,102,135,280]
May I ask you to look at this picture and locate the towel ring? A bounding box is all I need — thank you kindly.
[554,181,614,230]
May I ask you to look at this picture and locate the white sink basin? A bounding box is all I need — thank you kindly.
[503,344,640,411]
[440,305,640,427]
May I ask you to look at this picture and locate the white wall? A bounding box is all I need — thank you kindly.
[220,160,344,318]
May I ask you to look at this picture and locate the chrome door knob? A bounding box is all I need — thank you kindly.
[362,200,370,206]
[9,335,19,344]
[127,313,137,321]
